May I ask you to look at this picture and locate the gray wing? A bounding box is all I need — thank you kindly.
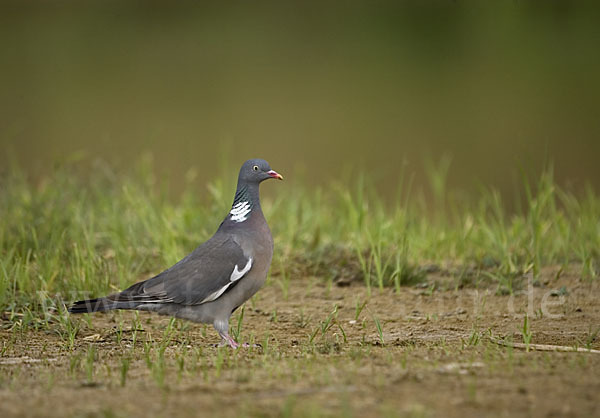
[111,234,251,306]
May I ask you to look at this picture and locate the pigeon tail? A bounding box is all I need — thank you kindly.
[68,297,121,314]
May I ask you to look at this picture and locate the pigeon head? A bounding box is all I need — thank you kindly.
[238,159,283,184]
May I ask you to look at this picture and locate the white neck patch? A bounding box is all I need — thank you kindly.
[230,201,251,222]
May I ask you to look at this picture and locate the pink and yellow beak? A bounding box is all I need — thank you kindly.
[267,170,283,180]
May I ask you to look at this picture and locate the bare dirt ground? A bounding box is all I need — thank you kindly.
[1,265,599,418]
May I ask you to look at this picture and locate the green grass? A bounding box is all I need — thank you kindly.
[0,158,598,327]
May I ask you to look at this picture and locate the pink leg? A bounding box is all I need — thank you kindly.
[218,333,239,349]
[215,332,261,349]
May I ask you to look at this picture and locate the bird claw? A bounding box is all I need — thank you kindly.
[214,337,262,349]
[215,334,240,349]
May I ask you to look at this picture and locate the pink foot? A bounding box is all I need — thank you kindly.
[215,334,239,349]
[214,335,262,349]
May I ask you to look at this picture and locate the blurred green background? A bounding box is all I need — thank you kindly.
[1,0,599,198]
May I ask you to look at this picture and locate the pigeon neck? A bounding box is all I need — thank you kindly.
[228,182,261,223]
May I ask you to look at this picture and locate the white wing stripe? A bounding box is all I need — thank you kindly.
[200,283,234,304]
[199,257,253,304]
[230,257,252,282]
[137,299,173,304]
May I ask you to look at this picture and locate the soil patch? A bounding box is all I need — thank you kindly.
[1,266,599,417]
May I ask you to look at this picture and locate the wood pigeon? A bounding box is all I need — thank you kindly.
[69,158,283,348]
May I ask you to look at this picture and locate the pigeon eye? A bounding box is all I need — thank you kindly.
[253,165,259,171]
